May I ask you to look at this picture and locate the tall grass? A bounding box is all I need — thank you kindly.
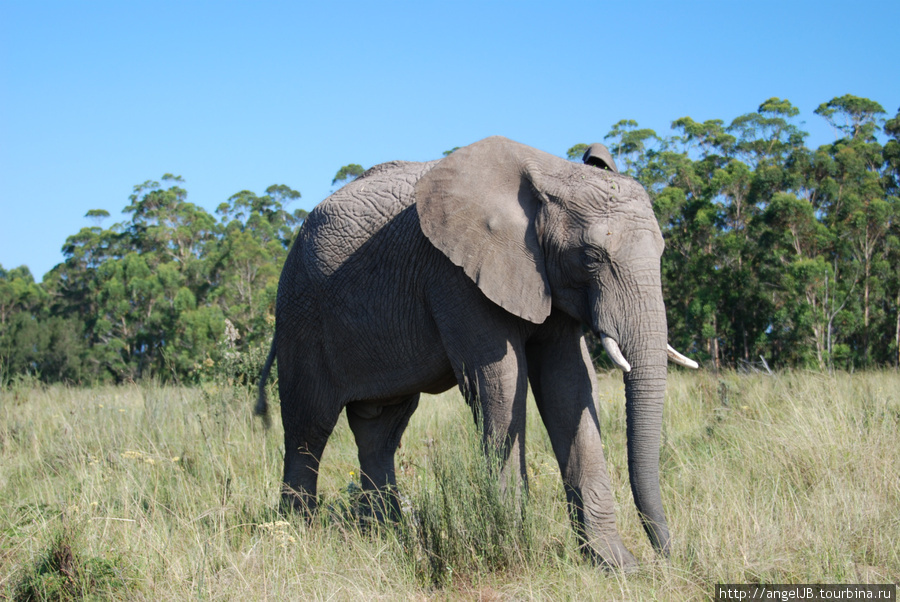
[1,371,898,599]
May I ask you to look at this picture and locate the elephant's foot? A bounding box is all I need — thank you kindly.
[280,485,317,521]
[583,536,639,571]
[355,487,404,526]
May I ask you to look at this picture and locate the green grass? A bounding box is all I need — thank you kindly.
[1,371,898,600]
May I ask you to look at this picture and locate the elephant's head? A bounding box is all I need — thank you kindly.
[416,136,696,555]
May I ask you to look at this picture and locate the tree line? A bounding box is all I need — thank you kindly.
[1,179,306,384]
[1,95,898,384]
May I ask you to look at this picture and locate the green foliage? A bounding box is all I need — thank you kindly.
[195,324,272,386]
[14,521,138,600]
[604,119,661,175]
[729,98,807,165]
[2,177,303,385]
[565,143,588,161]
[331,163,365,185]
[2,94,899,382]
[84,208,110,225]
[0,265,89,384]
[399,420,536,586]
[581,95,900,370]
[814,94,886,141]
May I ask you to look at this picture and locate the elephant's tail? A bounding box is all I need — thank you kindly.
[254,336,276,429]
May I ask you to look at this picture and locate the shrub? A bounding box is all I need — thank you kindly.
[14,522,137,601]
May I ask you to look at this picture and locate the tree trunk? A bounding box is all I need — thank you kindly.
[743,322,749,362]
[896,287,900,368]
[863,259,870,364]
[711,313,720,370]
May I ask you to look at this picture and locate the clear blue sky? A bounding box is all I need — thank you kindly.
[2,1,898,279]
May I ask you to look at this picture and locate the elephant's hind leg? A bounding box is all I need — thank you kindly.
[280,398,342,518]
[346,394,420,522]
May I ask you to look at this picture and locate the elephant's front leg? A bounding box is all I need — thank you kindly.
[455,339,530,495]
[526,315,637,570]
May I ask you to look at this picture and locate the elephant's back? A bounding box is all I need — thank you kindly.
[275,158,455,398]
[297,159,438,277]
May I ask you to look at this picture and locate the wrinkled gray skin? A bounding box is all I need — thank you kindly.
[257,136,671,569]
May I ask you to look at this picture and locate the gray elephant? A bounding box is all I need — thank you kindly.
[256,136,697,569]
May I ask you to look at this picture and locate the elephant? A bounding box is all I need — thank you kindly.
[255,136,698,569]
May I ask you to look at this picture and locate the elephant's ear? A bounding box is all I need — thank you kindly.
[416,136,551,324]
[582,143,618,173]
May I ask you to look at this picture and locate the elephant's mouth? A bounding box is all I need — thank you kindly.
[598,333,699,372]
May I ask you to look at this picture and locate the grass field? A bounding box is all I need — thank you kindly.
[1,371,898,600]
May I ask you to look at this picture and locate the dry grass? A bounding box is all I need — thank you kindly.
[1,371,898,600]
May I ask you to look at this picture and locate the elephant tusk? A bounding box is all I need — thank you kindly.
[601,335,631,373]
[667,344,699,369]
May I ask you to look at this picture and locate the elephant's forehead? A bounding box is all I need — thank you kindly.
[561,169,654,219]
[567,174,663,253]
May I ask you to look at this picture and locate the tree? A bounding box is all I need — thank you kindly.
[760,191,838,367]
[881,107,900,366]
[332,164,365,185]
[213,185,304,355]
[123,175,218,277]
[85,208,111,226]
[0,264,87,383]
[565,143,588,161]
[0,265,43,379]
[603,120,661,175]
[810,97,889,365]
[815,95,886,141]
[729,97,807,167]
[9,96,900,383]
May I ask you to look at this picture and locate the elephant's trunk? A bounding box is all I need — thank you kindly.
[618,266,670,556]
[624,359,669,554]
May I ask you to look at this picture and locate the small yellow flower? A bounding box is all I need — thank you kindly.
[259,520,290,532]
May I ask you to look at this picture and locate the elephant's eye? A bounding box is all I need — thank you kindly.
[581,248,607,272]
